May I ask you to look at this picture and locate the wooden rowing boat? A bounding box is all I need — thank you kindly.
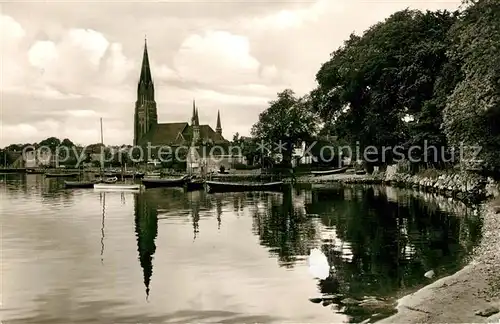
[64,181,97,189]
[45,172,80,178]
[205,181,286,193]
[185,180,205,191]
[311,167,348,176]
[93,183,141,190]
[142,176,188,189]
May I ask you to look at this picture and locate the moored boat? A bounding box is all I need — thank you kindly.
[122,172,145,179]
[185,179,205,191]
[205,181,286,193]
[93,183,141,190]
[142,176,188,189]
[144,171,162,178]
[26,168,45,174]
[64,181,96,189]
[311,166,349,176]
[45,172,80,178]
[102,176,118,183]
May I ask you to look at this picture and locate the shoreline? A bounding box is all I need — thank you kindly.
[377,200,500,324]
[298,169,500,323]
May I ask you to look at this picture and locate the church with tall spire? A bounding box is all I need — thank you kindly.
[134,38,226,147]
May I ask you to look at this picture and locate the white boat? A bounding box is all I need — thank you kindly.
[94,183,141,191]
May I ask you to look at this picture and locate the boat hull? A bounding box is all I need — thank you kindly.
[45,173,80,178]
[311,167,348,176]
[122,172,145,179]
[93,183,141,190]
[205,181,286,193]
[64,181,95,189]
[142,177,187,188]
[185,180,205,191]
[26,169,45,174]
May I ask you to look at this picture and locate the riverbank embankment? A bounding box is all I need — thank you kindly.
[299,166,500,323]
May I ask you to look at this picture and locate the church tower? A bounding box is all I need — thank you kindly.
[134,38,158,145]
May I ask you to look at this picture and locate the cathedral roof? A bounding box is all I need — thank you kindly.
[138,122,226,147]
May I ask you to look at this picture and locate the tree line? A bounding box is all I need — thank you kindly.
[0,137,128,168]
[250,0,500,175]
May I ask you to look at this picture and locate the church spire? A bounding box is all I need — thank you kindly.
[134,37,157,146]
[191,100,200,142]
[191,99,196,125]
[191,99,199,126]
[194,107,199,126]
[139,37,153,84]
[216,110,222,135]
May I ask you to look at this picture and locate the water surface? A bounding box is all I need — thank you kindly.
[0,174,482,323]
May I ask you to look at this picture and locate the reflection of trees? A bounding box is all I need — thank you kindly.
[39,177,75,204]
[251,189,319,268]
[310,186,482,308]
[134,192,158,299]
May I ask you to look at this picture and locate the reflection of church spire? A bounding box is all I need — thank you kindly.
[134,192,158,300]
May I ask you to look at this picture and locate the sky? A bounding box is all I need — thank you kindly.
[1,0,462,147]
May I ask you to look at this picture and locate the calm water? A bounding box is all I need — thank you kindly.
[0,174,482,323]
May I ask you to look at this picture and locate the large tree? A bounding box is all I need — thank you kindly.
[251,89,318,166]
[443,0,500,173]
[312,9,459,166]
[39,137,61,152]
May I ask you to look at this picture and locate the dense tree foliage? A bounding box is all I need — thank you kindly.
[307,0,497,174]
[443,0,500,173]
[251,1,497,175]
[311,9,460,166]
[251,89,318,165]
[232,133,260,166]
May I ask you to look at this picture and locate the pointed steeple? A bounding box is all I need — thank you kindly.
[139,37,153,84]
[191,100,200,143]
[134,37,157,146]
[194,107,199,126]
[191,99,196,125]
[216,110,222,135]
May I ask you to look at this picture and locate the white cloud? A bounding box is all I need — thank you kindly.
[174,30,261,85]
[25,28,110,96]
[101,43,135,85]
[67,28,109,65]
[28,40,59,67]
[156,64,180,81]
[1,15,27,91]
[243,0,340,30]
[2,124,38,143]
[3,21,133,101]
[0,14,25,40]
